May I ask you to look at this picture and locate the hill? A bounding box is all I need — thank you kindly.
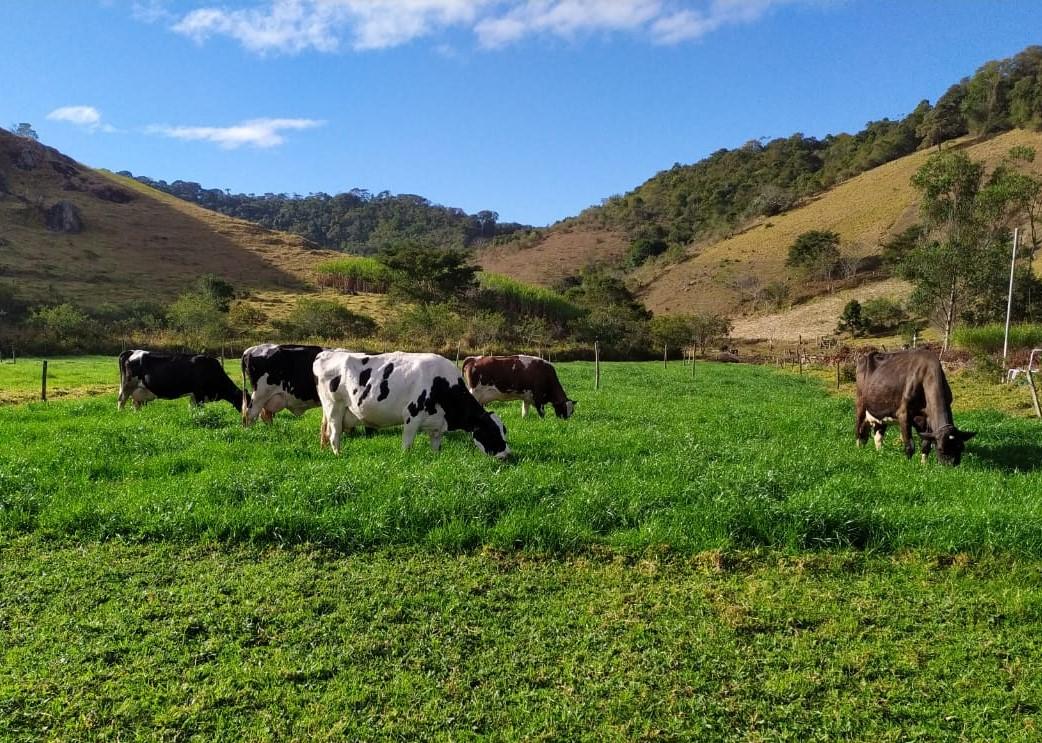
[641,129,1042,319]
[123,174,530,254]
[0,127,340,309]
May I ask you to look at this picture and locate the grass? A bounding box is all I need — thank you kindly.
[954,323,1042,355]
[3,540,1042,740]
[315,256,392,294]
[4,360,1042,738]
[477,272,584,321]
[2,360,1042,554]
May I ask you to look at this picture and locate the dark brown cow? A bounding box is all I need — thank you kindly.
[462,355,575,419]
[855,349,975,465]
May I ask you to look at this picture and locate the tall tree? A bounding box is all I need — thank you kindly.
[12,122,38,140]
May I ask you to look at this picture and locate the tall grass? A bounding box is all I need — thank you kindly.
[953,323,1042,355]
[476,272,584,322]
[315,257,392,294]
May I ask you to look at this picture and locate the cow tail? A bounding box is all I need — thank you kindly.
[240,355,251,414]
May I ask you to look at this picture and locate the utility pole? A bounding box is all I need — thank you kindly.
[1003,228,1019,369]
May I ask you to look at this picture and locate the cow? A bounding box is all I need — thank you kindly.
[855,349,976,466]
[462,355,575,419]
[117,350,242,411]
[241,343,325,426]
[314,350,509,459]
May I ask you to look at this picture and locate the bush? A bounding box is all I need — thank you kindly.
[30,303,94,344]
[381,303,467,348]
[228,302,267,330]
[274,298,377,340]
[626,238,668,267]
[837,300,866,335]
[860,297,908,332]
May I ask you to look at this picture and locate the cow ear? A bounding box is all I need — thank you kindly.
[959,430,977,441]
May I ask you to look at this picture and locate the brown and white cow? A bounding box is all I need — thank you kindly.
[462,355,575,419]
[855,349,975,466]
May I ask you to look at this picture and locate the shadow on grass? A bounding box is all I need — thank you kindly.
[970,440,1042,473]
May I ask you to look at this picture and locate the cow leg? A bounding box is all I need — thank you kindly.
[535,404,545,419]
[325,401,348,455]
[520,401,528,418]
[897,406,915,458]
[873,424,886,451]
[402,417,423,451]
[260,408,274,425]
[319,414,329,449]
[429,428,444,453]
[855,400,869,448]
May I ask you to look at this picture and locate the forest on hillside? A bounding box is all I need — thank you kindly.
[119,175,530,254]
[573,45,1042,259]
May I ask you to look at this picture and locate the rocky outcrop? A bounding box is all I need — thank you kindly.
[90,184,134,203]
[45,201,83,233]
[11,146,40,171]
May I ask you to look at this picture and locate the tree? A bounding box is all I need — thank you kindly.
[167,292,229,350]
[962,60,1010,135]
[377,242,476,304]
[191,274,235,312]
[12,123,38,140]
[650,315,694,351]
[901,149,1031,349]
[786,230,841,289]
[916,84,967,151]
[837,300,866,335]
[274,298,376,338]
[689,314,732,355]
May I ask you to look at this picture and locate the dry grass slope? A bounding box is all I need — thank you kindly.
[0,129,341,308]
[640,130,1042,319]
[477,228,629,287]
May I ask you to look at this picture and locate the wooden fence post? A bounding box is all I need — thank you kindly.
[798,336,804,375]
[594,341,601,391]
[41,360,48,402]
[663,344,667,367]
[835,358,841,389]
[455,340,462,368]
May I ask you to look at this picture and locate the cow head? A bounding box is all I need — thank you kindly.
[922,425,976,466]
[472,411,509,460]
[552,399,576,419]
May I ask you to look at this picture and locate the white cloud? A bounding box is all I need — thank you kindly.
[46,105,119,133]
[161,0,810,54]
[147,117,325,149]
[172,0,487,54]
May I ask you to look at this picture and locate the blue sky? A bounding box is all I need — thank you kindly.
[5,1,1042,226]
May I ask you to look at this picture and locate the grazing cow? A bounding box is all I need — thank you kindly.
[855,349,976,465]
[314,351,509,459]
[241,343,325,426]
[462,355,575,419]
[117,350,242,411]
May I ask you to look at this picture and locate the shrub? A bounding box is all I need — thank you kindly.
[860,297,908,332]
[837,300,866,335]
[274,298,377,340]
[381,303,467,348]
[626,238,668,267]
[30,303,93,343]
[228,302,267,330]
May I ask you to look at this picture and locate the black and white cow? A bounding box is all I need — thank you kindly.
[314,350,509,459]
[117,350,242,411]
[240,343,326,426]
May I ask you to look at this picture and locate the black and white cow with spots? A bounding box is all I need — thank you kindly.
[314,350,510,459]
[117,349,242,411]
[240,343,326,426]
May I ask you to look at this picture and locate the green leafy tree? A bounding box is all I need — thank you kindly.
[167,292,229,350]
[786,230,841,289]
[916,84,967,151]
[377,242,476,304]
[30,303,91,343]
[191,274,236,312]
[837,300,866,335]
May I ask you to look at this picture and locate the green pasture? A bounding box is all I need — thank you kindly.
[1,360,1040,554]
[3,360,1042,739]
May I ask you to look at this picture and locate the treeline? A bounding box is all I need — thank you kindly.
[119,176,530,254]
[0,246,732,360]
[575,45,1042,255]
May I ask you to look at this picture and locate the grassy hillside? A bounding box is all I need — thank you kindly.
[0,128,339,308]
[477,228,630,287]
[640,130,1042,318]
